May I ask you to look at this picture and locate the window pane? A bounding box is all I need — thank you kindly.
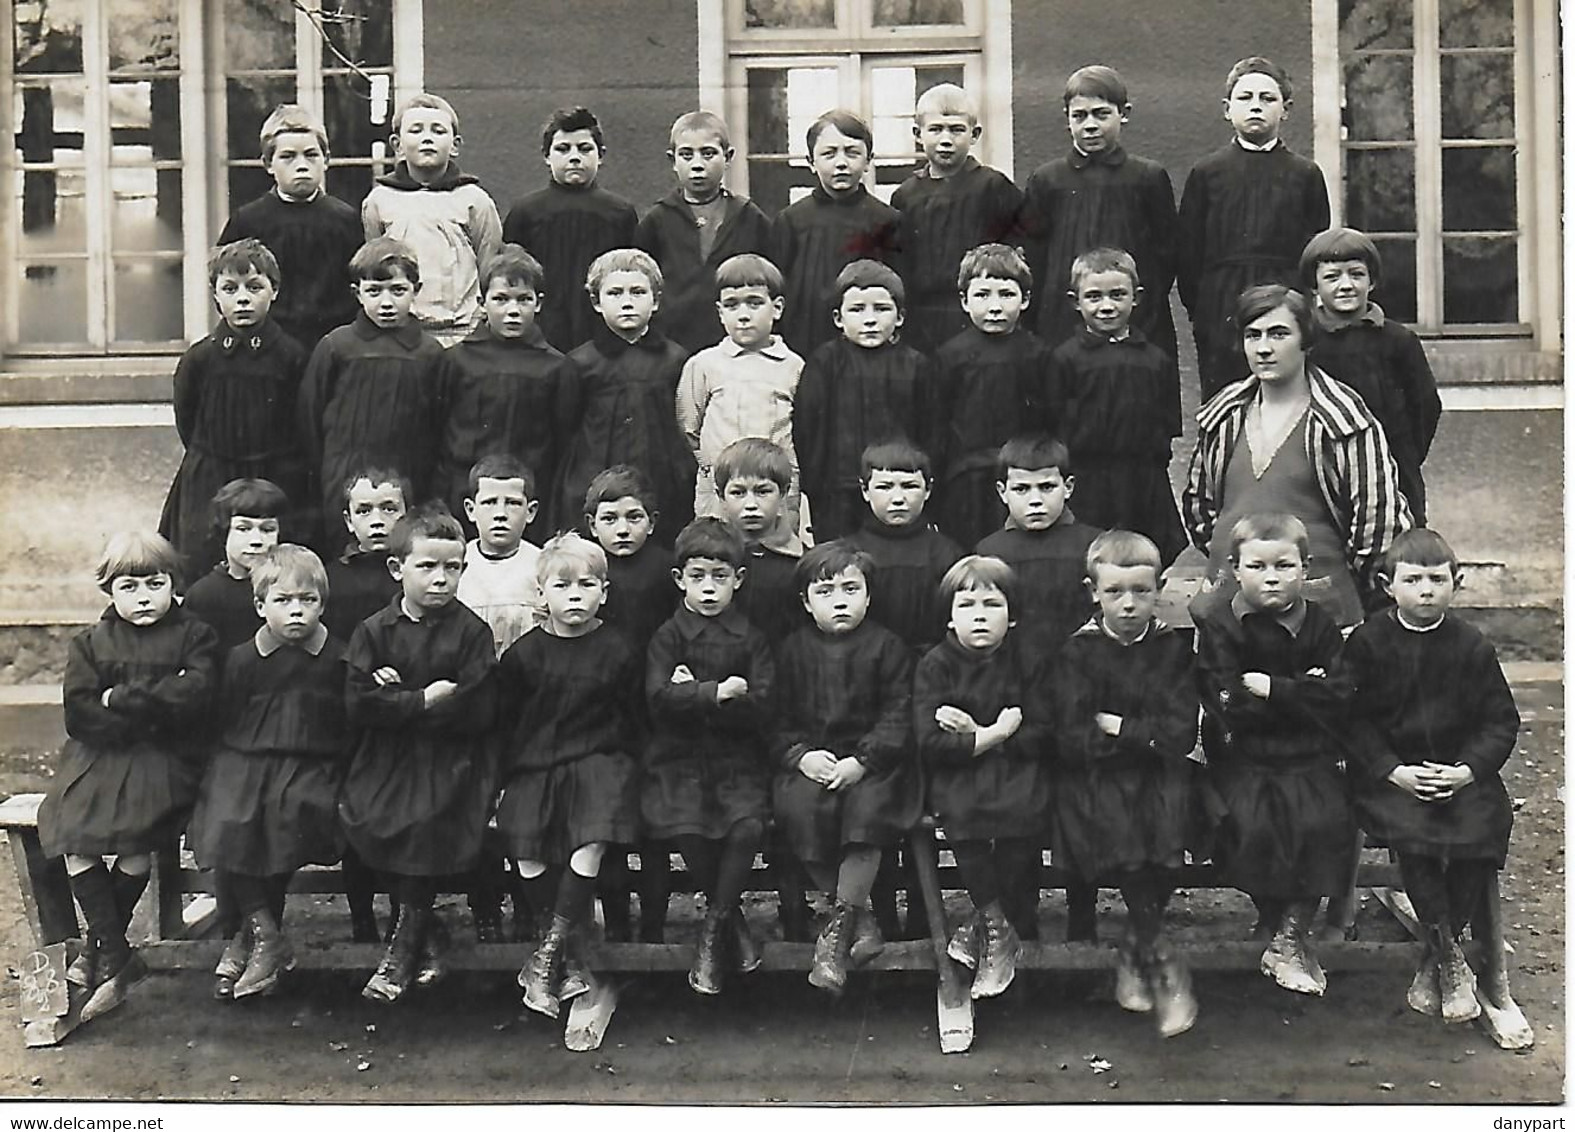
[1342,54,1413,140]
[13,167,87,252]
[227,162,272,210]
[1442,236,1517,322]
[1369,236,1416,322]
[16,261,89,344]
[326,163,375,209]
[226,75,297,162]
[324,73,385,163]
[1442,146,1516,231]
[1440,0,1514,49]
[746,158,815,215]
[1338,0,1412,48]
[869,62,967,158]
[111,169,182,252]
[107,0,179,72]
[114,259,185,342]
[224,0,295,70]
[320,0,394,68]
[872,0,966,26]
[109,80,182,164]
[748,66,837,156]
[743,0,836,29]
[1440,54,1514,139]
[13,80,87,166]
[14,0,83,73]
[1344,148,1416,231]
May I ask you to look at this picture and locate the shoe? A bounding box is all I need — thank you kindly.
[947,916,980,971]
[361,902,423,1003]
[80,947,149,1022]
[1407,949,1442,1016]
[1150,945,1199,1038]
[414,912,450,989]
[972,902,1021,1000]
[1115,937,1154,1013]
[688,906,727,995]
[729,907,761,974]
[1258,913,1293,981]
[234,909,295,999]
[66,937,98,990]
[807,902,853,995]
[519,912,570,1018]
[1271,903,1325,996]
[1435,925,1480,1024]
[213,921,252,1000]
[848,905,885,968]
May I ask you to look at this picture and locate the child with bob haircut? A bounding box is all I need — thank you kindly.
[914,554,1053,998]
[340,505,497,1003]
[552,248,695,535]
[769,110,902,356]
[497,534,644,1018]
[1195,512,1355,997]
[299,237,446,554]
[183,478,287,649]
[773,543,921,995]
[1345,529,1525,1032]
[160,240,309,577]
[637,111,773,352]
[189,544,348,1001]
[1300,227,1441,524]
[39,532,218,1020]
[218,104,362,351]
[892,83,1024,355]
[644,517,775,993]
[504,107,639,352]
[793,259,933,542]
[362,93,503,346]
[1050,530,1204,1037]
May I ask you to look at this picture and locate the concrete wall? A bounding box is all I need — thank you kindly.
[423,0,701,216]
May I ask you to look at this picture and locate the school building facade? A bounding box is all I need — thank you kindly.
[0,0,1562,667]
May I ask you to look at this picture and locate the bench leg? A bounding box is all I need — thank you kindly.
[908,828,972,1053]
[7,828,80,946]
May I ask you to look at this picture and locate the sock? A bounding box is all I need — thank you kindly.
[554,869,596,927]
[229,872,271,918]
[712,819,763,913]
[834,845,881,907]
[109,865,150,938]
[675,835,723,903]
[950,839,1001,910]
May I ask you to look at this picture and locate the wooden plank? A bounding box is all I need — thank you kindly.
[5,826,79,945]
[0,793,46,827]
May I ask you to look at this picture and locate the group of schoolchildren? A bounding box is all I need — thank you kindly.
[37,51,1520,1051]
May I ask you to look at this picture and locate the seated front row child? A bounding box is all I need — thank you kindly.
[40,533,218,1021]
[773,543,921,995]
[1195,512,1355,998]
[1345,529,1525,1033]
[456,454,543,658]
[183,478,287,650]
[1049,531,1203,1038]
[913,555,1051,1000]
[189,545,348,1001]
[644,518,774,995]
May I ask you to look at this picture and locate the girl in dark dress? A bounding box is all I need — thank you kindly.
[39,533,218,1021]
[182,478,287,650]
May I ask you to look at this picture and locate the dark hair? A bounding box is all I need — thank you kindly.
[340,466,411,509]
[210,478,288,541]
[805,109,873,155]
[479,244,546,295]
[1383,528,1458,577]
[1299,227,1383,290]
[860,438,931,483]
[1069,246,1139,294]
[542,106,605,156]
[957,243,1032,294]
[715,253,784,299]
[1063,64,1129,109]
[794,540,876,597]
[209,238,281,289]
[674,516,747,571]
[467,454,536,500]
[584,464,659,519]
[714,437,792,492]
[938,554,1016,606]
[349,236,420,285]
[388,503,465,560]
[833,258,905,308]
[996,434,1073,480]
[1224,56,1293,103]
[1227,512,1310,563]
[1086,529,1162,579]
[1234,283,1315,348]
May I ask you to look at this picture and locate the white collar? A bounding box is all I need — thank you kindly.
[1396,610,1447,633]
[1235,136,1281,153]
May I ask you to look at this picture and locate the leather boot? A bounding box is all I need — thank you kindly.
[414,909,451,989]
[1435,925,1481,1024]
[66,936,98,990]
[73,865,148,1021]
[1115,931,1154,1013]
[971,901,1021,999]
[1407,940,1442,1016]
[946,915,980,970]
[689,905,727,995]
[234,908,295,999]
[212,920,252,999]
[1150,941,1199,1038]
[519,912,571,1018]
[1258,910,1294,981]
[1271,902,1325,996]
[807,902,853,994]
[362,902,423,1003]
[559,923,591,1003]
[730,906,761,973]
[848,904,885,967]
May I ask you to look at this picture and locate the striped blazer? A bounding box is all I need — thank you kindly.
[1182,365,1413,605]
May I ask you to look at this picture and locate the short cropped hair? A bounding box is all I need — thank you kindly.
[1383,527,1459,577]
[1225,56,1293,103]
[714,437,793,492]
[467,454,536,500]
[1070,246,1139,293]
[1086,529,1162,580]
[393,92,459,134]
[1227,512,1310,563]
[957,243,1032,294]
[340,466,411,510]
[860,438,931,483]
[915,83,978,126]
[806,109,873,155]
[795,541,875,597]
[251,544,328,603]
[586,248,662,299]
[584,465,659,518]
[669,110,731,150]
[938,554,1017,606]
[259,103,329,160]
[536,532,608,584]
[209,239,280,290]
[479,244,546,295]
[95,531,183,593]
[1299,227,1383,290]
[1063,65,1129,110]
[210,478,288,541]
[997,435,1073,480]
[1234,283,1315,347]
[834,259,905,308]
[714,253,784,298]
[674,516,747,571]
[349,236,420,285]
[388,504,464,560]
[542,107,605,156]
